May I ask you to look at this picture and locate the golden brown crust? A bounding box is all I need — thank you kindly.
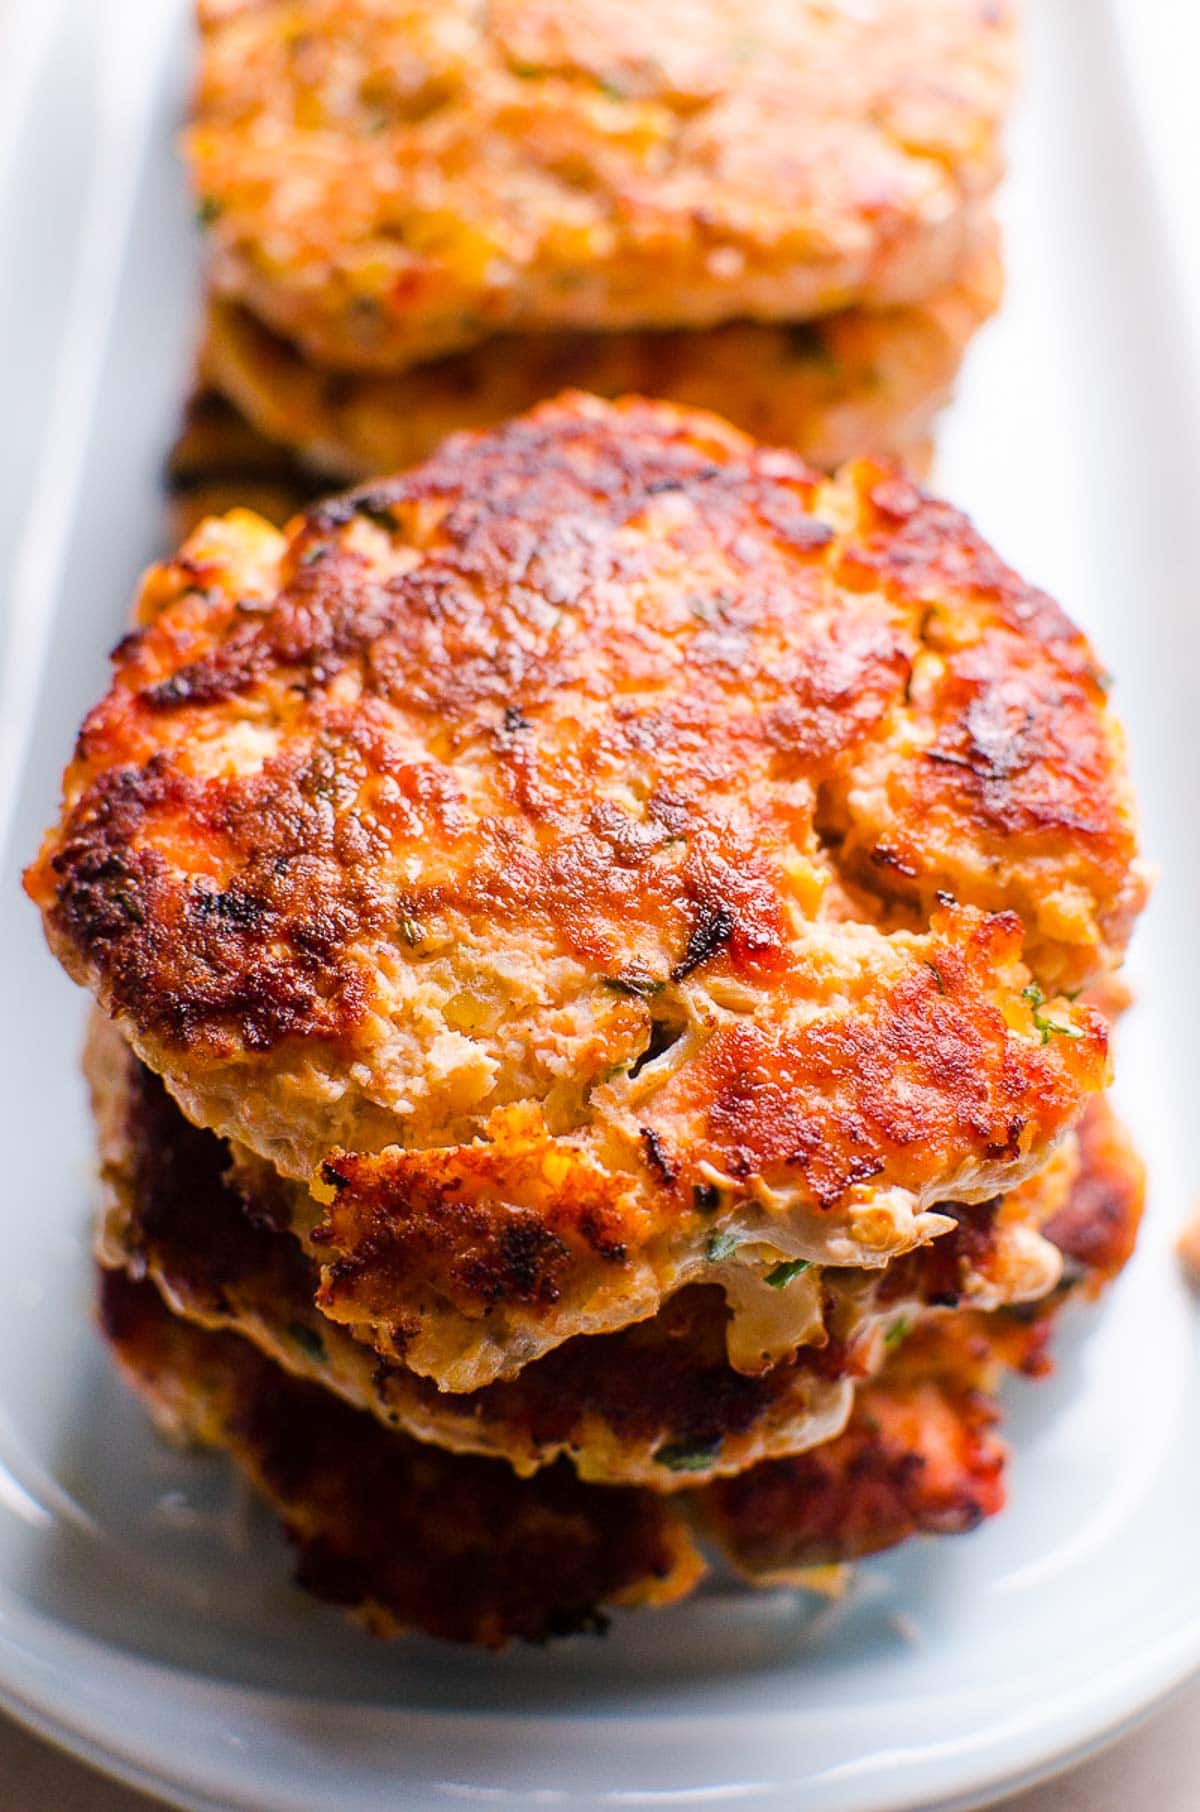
[817,488,1147,992]
[308,904,1094,1386]
[94,1087,1140,1639]
[187,0,1015,372]
[699,1341,1007,1574]
[90,1021,853,1488]
[698,1104,1143,1574]
[98,1266,704,1644]
[102,1260,1003,1638]
[199,228,1001,481]
[31,397,1137,1386]
[88,1017,1072,1486]
[99,1117,1139,1639]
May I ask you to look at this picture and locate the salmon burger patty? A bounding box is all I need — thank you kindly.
[28,395,1144,1389]
[96,1108,1141,1645]
[188,0,1016,372]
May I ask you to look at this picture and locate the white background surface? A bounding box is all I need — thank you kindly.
[0,0,1197,1806]
[6,1682,1200,1810]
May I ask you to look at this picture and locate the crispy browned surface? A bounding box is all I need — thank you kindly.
[974,1095,1145,1380]
[700,1331,1007,1573]
[89,1019,853,1488]
[309,903,1093,1385]
[98,1266,703,1644]
[1040,1084,1144,1294]
[199,229,1000,481]
[101,1259,998,1640]
[94,1088,1141,1639]
[89,1017,1075,1486]
[188,0,1015,373]
[702,1093,1144,1574]
[31,396,1138,1386]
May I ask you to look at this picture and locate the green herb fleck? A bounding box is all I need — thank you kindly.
[299,544,328,567]
[603,962,664,999]
[288,1320,327,1363]
[764,1258,810,1290]
[399,915,424,947]
[706,1230,737,1263]
[925,961,947,995]
[654,1436,724,1473]
[195,196,222,228]
[884,1317,911,1350]
[1022,982,1083,1046]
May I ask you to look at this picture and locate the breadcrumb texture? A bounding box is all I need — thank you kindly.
[89,1016,1071,1487]
[199,227,1001,481]
[30,396,1141,1387]
[187,0,1016,372]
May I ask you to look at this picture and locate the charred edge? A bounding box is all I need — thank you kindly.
[671,902,735,982]
[459,1219,571,1308]
[640,1127,679,1186]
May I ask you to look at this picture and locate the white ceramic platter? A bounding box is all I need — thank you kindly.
[0,1,1197,1808]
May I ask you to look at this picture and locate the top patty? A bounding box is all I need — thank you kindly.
[28,395,1141,1387]
[188,0,1016,373]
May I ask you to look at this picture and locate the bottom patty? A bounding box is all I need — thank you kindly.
[98,1266,702,1647]
[96,1096,1141,1646]
[88,1014,1075,1491]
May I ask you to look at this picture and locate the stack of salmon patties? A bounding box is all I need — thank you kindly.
[28,378,1147,1643]
[26,0,1151,1646]
[169,0,1012,534]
